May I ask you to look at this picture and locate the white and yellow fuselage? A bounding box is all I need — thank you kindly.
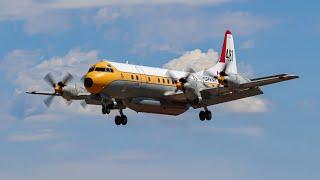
[83,61,219,115]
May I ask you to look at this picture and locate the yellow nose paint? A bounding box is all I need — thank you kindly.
[84,62,122,94]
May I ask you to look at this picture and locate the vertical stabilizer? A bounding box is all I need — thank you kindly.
[204,30,238,76]
[222,30,237,74]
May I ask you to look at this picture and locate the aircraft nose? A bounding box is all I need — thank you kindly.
[84,78,93,88]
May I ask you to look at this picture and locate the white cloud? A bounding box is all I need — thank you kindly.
[0,0,232,22]
[8,129,59,142]
[240,39,255,49]
[219,97,270,114]
[163,49,218,71]
[97,9,275,53]
[163,48,270,113]
[0,48,100,117]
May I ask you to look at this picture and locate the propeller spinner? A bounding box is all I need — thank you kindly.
[43,72,73,107]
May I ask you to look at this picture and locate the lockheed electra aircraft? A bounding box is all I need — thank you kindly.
[27,30,299,125]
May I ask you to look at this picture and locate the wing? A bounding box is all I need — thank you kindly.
[26,91,60,96]
[201,73,298,96]
[241,74,299,89]
[196,73,298,108]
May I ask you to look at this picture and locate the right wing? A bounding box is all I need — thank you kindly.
[241,74,299,89]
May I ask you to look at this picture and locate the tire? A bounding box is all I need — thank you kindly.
[115,116,121,125]
[106,108,110,114]
[102,107,107,114]
[205,111,212,120]
[121,115,127,125]
[199,111,206,121]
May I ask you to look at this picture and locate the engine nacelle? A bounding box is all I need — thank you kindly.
[61,86,81,100]
[224,74,248,88]
[124,98,189,116]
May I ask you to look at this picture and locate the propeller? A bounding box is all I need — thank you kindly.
[166,67,195,93]
[43,72,73,107]
[80,100,88,109]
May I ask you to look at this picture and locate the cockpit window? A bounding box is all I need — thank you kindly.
[95,67,106,72]
[93,67,114,73]
[88,66,95,72]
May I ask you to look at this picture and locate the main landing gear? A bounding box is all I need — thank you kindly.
[102,104,112,114]
[199,107,212,121]
[114,109,127,126]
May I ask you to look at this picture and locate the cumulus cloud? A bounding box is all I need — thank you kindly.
[0,0,232,22]
[163,49,218,71]
[0,48,100,118]
[163,48,270,113]
[93,8,275,53]
[240,39,255,49]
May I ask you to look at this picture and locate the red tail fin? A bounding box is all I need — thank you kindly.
[219,30,232,63]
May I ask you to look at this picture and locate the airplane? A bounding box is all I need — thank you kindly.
[26,30,299,126]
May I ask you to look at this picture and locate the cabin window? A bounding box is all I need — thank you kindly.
[158,78,160,83]
[162,79,165,83]
[110,68,114,72]
[136,75,139,80]
[131,75,134,79]
[167,79,170,84]
[148,77,151,81]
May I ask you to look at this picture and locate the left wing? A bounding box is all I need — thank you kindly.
[164,73,298,107]
[201,73,298,96]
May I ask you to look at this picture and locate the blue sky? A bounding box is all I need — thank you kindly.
[0,0,319,180]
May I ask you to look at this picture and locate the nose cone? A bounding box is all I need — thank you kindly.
[83,72,107,94]
[84,78,93,88]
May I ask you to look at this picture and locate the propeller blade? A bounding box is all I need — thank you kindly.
[62,72,73,85]
[185,66,196,74]
[64,99,72,106]
[181,67,196,82]
[44,95,55,107]
[80,75,86,83]
[80,100,87,109]
[44,73,56,88]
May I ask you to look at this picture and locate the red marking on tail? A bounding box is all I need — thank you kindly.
[219,30,232,63]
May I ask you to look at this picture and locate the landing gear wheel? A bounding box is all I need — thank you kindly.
[115,116,122,125]
[121,115,127,125]
[205,110,212,120]
[102,106,111,115]
[199,111,206,121]
[102,107,107,114]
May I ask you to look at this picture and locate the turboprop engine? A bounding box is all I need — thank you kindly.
[166,68,209,104]
[222,73,249,89]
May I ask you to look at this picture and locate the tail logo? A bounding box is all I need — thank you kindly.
[226,49,234,62]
